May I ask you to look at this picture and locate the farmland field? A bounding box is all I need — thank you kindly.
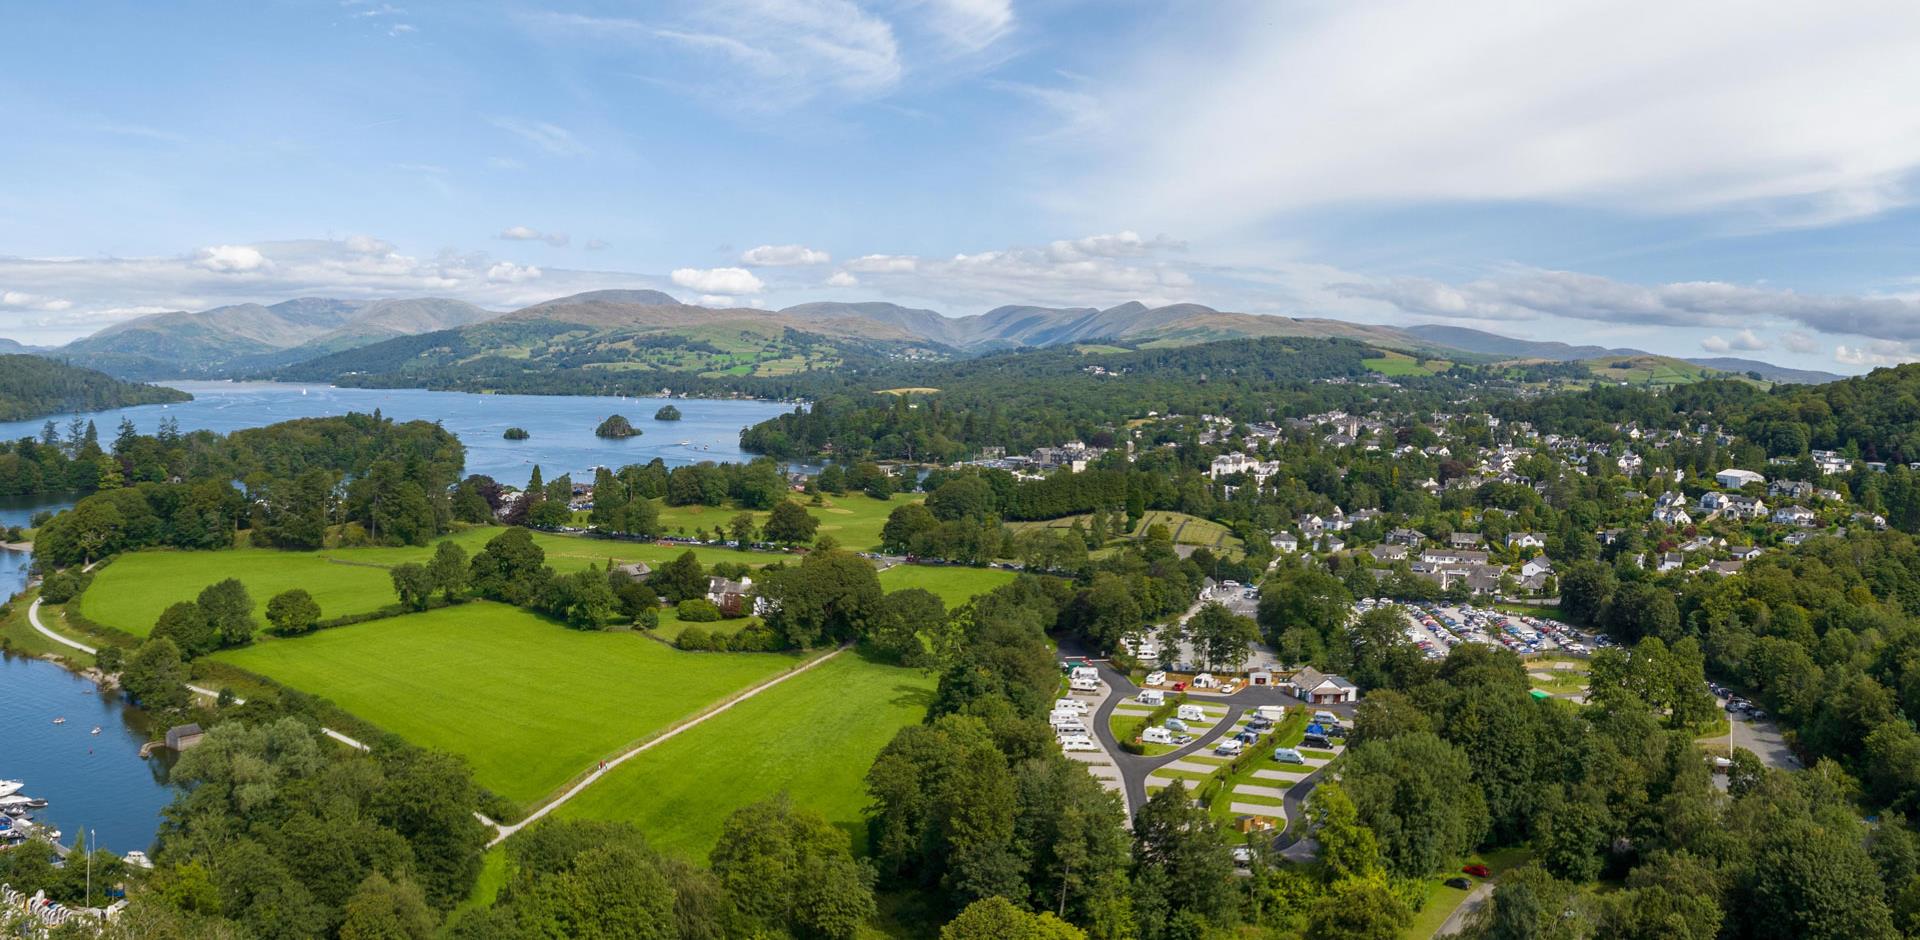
[556,652,935,857]
[653,493,912,552]
[876,563,1016,607]
[1362,350,1449,376]
[82,527,777,635]
[1008,509,1242,557]
[214,601,799,804]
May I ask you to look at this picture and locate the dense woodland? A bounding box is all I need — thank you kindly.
[0,354,189,422]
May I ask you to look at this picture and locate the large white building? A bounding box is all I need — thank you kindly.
[1716,468,1766,489]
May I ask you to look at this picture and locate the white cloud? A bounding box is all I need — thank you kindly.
[489,117,589,156]
[1335,268,1920,342]
[1081,1,1920,233]
[1,291,72,311]
[845,254,918,273]
[741,244,831,266]
[1783,331,1821,354]
[671,266,764,294]
[486,262,543,283]
[0,236,672,344]
[1046,231,1182,261]
[921,0,1013,51]
[197,245,270,273]
[498,226,570,247]
[1701,329,1767,353]
[826,271,859,287]
[1836,341,1920,368]
[526,4,902,107]
[585,239,610,251]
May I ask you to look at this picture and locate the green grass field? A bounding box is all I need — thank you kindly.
[214,602,800,804]
[653,493,913,553]
[557,652,935,858]
[1005,510,1243,557]
[81,527,783,636]
[875,564,1016,607]
[1363,350,1450,376]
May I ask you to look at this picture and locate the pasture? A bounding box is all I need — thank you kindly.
[875,563,1017,607]
[81,527,778,635]
[213,601,799,804]
[556,652,935,857]
[652,493,911,552]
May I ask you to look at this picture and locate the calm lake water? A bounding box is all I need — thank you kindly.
[0,382,800,490]
[0,653,177,853]
[0,384,800,855]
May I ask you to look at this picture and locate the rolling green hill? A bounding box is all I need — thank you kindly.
[0,354,191,421]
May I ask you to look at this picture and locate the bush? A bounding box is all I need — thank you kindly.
[676,626,711,650]
[634,606,660,630]
[39,570,82,604]
[677,598,723,622]
[95,645,125,674]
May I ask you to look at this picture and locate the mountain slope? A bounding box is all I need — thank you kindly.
[0,354,191,421]
[56,296,506,379]
[1407,324,1842,383]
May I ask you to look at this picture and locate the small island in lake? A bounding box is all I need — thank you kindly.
[654,404,682,421]
[502,427,530,440]
[595,414,641,439]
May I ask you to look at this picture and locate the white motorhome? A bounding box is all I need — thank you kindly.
[1142,726,1175,745]
[1137,689,1166,707]
[1176,704,1206,722]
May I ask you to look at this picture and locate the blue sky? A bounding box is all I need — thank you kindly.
[4,0,1920,373]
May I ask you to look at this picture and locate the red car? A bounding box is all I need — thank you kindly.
[1172,682,1188,692]
[1462,864,1491,878]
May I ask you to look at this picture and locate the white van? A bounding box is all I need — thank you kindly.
[1137,689,1166,707]
[1144,670,1167,686]
[1177,704,1206,722]
[1313,710,1340,725]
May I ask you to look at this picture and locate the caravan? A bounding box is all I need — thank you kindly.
[1142,726,1175,745]
[1136,689,1166,707]
[1053,698,1089,715]
[1070,675,1100,693]
[1176,704,1206,723]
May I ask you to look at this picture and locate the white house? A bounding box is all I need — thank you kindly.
[1286,668,1358,704]
[1771,505,1816,527]
[1653,505,1693,526]
[1506,532,1547,550]
[1521,555,1555,580]
[1716,468,1766,489]
[1270,533,1299,552]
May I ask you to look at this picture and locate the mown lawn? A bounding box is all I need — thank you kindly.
[81,527,780,636]
[1401,846,1532,938]
[875,564,1017,607]
[653,493,914,552]
[557,652,935,858]
[213,601,799,804]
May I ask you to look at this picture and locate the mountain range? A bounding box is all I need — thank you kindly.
[20,290,1842,385]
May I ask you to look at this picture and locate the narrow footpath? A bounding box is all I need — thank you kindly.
[486,643,850,847]
[28,597,370,752]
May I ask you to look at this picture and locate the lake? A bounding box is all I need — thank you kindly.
[0,653,177,854]
[0,382,800,490]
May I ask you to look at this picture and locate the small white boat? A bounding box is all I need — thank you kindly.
[51,717,65,725]
[90,726,101,735]
[124,850,153,869]
[0,780,22,798]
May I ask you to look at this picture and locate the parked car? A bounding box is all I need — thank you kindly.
[1445,877,1473,890]
[1462,864,1491,877]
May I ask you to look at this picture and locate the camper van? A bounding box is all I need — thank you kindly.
[1214,739,1244,757]
[1071,665,1100,682]
[1142,726,1175,745]
[1192,673,1219,689]
[1137,689,1166,707]
[1176,704,1206,722]
[1313,710,1340,725]
[1144,670,1168,687]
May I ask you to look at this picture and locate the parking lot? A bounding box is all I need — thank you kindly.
[1355,599,1598,660]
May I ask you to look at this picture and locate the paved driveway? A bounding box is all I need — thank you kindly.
[1729,706,1797,771]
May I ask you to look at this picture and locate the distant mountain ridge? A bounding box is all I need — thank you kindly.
[1405,324,1842,384]
[23,288,1835,385]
